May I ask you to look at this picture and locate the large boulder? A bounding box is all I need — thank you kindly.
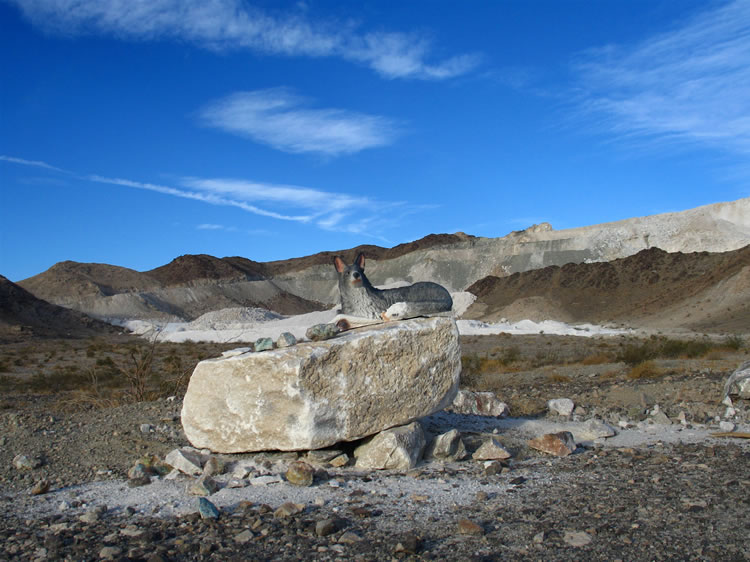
[181,317,461,453]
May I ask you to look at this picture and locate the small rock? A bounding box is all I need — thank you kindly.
[127,476,152,488]
[305,449,344,464]
[274,502,305,518]
[120,526,144,538]
[233,529,254,544]
[577,419,617,440]
[354,421,426,470]
[338,531,363,544]
[329,453,350,467]
[448,390,510,417]
[305,323,341,341]
[164,448,204,476]
[548,398,575,417]
[471,438,511,461]
[276,332,297,348]
[250,475,283,486]
[286,461,315,486]
[188,474,218,496]
[650,411,673,425]
[29,479,50,495]
[483,460,506,476]
[394,534,421,554]
[99,546,122,560]
[457,518,484,536]
[719,421,736,432]
[254,337,274,352]
[12,454,42,471]
[198,497,220,520]
[528,431,577,457]
[139,423,154,434]
[203,456,225,477]
[563,530,592,547]
[315,518,338,537]
[80,506,106,524]
[424,429,468,462]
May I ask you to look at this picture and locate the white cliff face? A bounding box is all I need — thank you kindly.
[274,197,750,301]
[180,317,461,453]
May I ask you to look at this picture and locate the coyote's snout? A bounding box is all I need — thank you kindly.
[333,253,453,321]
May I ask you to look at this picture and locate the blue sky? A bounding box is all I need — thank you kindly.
[1,0,749,282]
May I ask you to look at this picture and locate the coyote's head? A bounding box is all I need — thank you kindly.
[333,253,368,288]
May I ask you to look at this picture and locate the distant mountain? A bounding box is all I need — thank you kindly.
[463,246,750,334]
[15,197,750,330]
[0,275,119,339]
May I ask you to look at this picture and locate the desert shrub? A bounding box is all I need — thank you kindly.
[618,342,658,366]
[581,352,613,365]
[626,361,663,380]
[723,335,744,350]
[547,373,572,383]
[660,339,712,359]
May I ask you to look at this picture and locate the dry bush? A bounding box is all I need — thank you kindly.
[626,360,664,380]
[547,373,572,383]
[581,352,613,365]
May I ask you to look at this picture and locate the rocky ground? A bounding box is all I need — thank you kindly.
[1,332,749,561]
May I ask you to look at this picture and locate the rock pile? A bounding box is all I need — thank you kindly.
[181,317,461,453]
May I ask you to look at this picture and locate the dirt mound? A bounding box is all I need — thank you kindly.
[258,232,476,275]
[146,254,267,286]
[464,246,750,333]
[0,275,118,339]
[19,261,161,301]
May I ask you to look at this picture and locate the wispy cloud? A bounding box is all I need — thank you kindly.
[0,155,67,173]
[199,89,399,155]
[1,154,414,234]
[8,0,480,80]
[572,0,750,156]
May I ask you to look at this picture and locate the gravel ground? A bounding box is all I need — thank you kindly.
[1,333,749,560]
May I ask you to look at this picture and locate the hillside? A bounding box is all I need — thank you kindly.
[15,197,750,326]
[463,246,750,333]
[0,275,119,339]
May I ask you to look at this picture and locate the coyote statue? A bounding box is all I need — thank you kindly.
[333,253,453,321]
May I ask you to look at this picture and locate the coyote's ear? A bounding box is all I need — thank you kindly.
[356,252,365,270]
[333,256,346,273]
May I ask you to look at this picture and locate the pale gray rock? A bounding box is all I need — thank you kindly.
[424,429,467,462]
[563,531,592,547]
[12,454,42,471]
[250,475,283,486]
[576,418,617,441]
[354,421,426,470]
[650,410,673,425]
[471,438,511,461]
[723,360,750,400]
[164,448,204,476]
[447,390,509,417]
[188,474,218,496]
[182,317,461,452]
[548,398,575,417]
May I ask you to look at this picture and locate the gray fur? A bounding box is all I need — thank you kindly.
[334,253,453,320]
